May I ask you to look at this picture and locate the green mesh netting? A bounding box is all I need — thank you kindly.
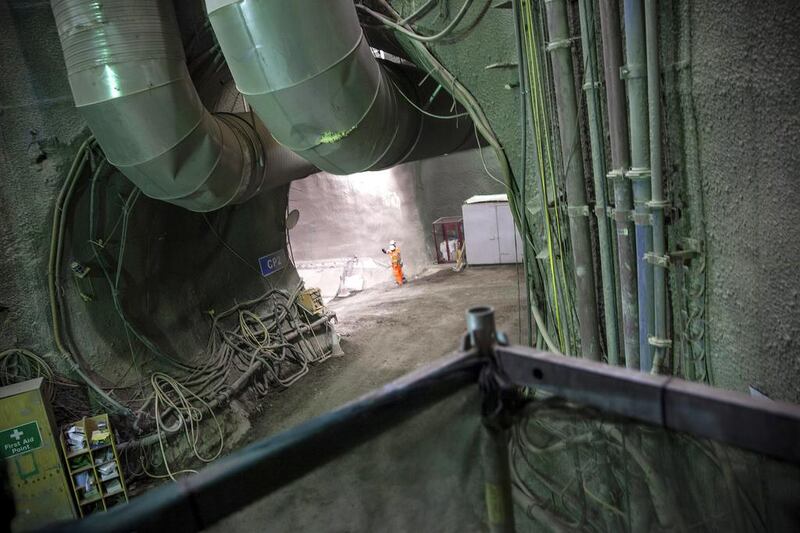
[511,395,800,532]
[207,388,486,532]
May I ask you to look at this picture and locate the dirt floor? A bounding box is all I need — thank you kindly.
[247,264,528,441]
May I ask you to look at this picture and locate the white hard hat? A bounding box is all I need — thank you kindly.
[389,240,397,246]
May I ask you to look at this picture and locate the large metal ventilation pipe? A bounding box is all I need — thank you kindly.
[206,0,475,174]
[51,0,314,212]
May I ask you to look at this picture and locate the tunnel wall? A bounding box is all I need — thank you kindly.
[666,0,800,400]
[0,1,298,402]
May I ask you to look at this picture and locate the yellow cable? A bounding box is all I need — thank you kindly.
[522,0,565,350]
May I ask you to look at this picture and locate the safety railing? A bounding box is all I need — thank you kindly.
[43,307,800,532]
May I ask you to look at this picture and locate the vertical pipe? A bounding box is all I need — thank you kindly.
[598,0,639,369]
[577,0,620,365]
[622,0,654,372]
[645,0,669,372]
[467,306,497,355]
[543,0,602,361]
[466,306,516,532]
[481,426,516,533]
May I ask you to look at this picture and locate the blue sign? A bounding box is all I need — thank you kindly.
[258,249,287,277]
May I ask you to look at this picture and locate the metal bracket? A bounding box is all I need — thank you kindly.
[620,63,647,80]
[626,167,652,181]
[648,336,673,349]
[582,81,601,92]
[606,168,626,181]
[70,261,91,279]
[545,38,573,52]
[567,205,590,218]
[644,251,670,268]
[646,199,670,209]
[670,238,703,263]
[484,62,518,71]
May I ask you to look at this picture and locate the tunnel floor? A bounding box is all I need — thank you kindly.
[245,264,527,442]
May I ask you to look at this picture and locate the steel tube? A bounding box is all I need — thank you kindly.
[622,0,655,372]
[577,0,620,365]
[598,0,640,369]
[645,0,668,373]
[543,0,602,361]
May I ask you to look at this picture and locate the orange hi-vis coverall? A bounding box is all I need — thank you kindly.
[388,248,404,285]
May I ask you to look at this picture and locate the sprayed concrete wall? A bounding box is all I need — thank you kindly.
[288,148,503,297]
[675,0,800,401]
[389,0,800,402]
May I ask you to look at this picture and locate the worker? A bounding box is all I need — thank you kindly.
[381,240,406,286]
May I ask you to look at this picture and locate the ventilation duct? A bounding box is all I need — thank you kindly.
[206,0,475,175]
[51,0,314,212]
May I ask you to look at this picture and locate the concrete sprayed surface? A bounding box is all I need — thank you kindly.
[246,264,527,440]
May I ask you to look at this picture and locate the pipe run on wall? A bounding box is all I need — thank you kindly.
[205,0,475,176]
[598,0,639,370]
[543,0,602,361]
[645,0,670,372]
[51,0,314,212]
[622,0,655,372]
[577,0,620,365]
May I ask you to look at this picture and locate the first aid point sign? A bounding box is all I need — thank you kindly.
[1,421,43,459]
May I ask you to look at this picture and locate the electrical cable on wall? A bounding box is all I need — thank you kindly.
[43,139,338,481]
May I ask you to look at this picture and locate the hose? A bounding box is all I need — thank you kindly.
[356,0,477,43]
[151,372,225,481]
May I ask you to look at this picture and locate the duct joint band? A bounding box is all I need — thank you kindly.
[644,251,670,268]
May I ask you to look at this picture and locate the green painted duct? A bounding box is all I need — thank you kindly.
[206,0,475,175]
[51,0,314,212]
